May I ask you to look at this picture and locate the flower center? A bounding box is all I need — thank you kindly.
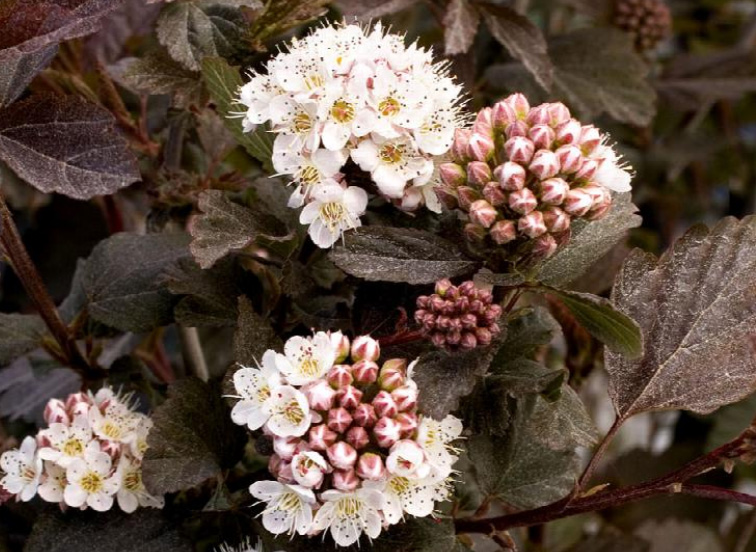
[378,97,401,117]
[278,491,302,512]
[299,356,322,377]
[319,202,350,231]
[389,476,411,495]
[80,471,103,494]
[379,143,405,164]
[293,111,313,133]
[283,400,306,425]
[336,497,362,517]
[256,385,271,404]
[299,165,321,186]
[123,470,142,492]
[101,420,124,440]
[305,73,324,91]
[21,465,37,483]
[62,438,84,457]
[331,99,355,123]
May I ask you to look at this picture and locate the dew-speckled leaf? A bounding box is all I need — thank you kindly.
[479,2,553,90]
[0,314,45,366]
[494,307,561,364]
[0,95,140,199]
[635,519,724,552]
[537,193,641,287]
[443,0,479,56]
[121,49,202,107]
[84,0,163,63]
[525,386,599,451]
[329,227,479,284]
[234,295,282,366]
[549,28,656,125]
[607,217,756,420]
[142,378,246,495]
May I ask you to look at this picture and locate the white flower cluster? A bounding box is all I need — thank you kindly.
[0,388,163,513]
[229,332,463,547]
[236,22,465,248]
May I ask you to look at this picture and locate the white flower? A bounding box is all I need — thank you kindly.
[239,72,284,127]
[415,415,463,478]
[363,474,437,524]
[367,65,430,138]
[116,455,164,513]
[291,451,328,488]
[592,143,632,193]
[272,140,347,208]
[265,386,312,437]
[231,350,284,431]
[38,415,93,468]
[269,98,321,152]
[0,436,42,502]
[129,416,153,459]
[311,488,384,547]
[64,442,119,511]
[38,461,67,503]
[276,332,337,386]
[249,481,316,536]
[299,184,368,249]
[351,136,433,198]
[88,393,142,445]
[385,440,430,479]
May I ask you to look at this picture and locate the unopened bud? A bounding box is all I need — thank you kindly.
[509,187,538,215]
[529,150,560,180]
[351,335,380,362]
[504,92,530,119]
[460,332,478,350]
[579,125,601,152]
[474,106,493,130]
[396,412,418,438]
[356,453,386,481]
[505,136,535,164]
[494,161,526,191]
[505,120,529,138]
[303,380,337,411]
[435,186,459,210]
[529,124,556,150]
[327,407,353,434]
[555,144,583,173]
[392,385,418,412]
[556,120,582,145]
[373,416,401,448]
[490,219,517,244]
[468,133,495,162]
[466,161,493,186]
[526,104,550,126]
[469,199,498,229]
[44,399,70,425]
[373,390,399,418]
[586,194,613,220]
[532,233,559,258]
[563,188,593,217]
[518,211,548,238]
[483,181,507,207]
[337,385,363,409]
[379,359,406,391]
[475,327,493,346]
[435,278,454,297]
[547,102,571,126]
[330,332,351,363]
[457,186,482,212]
[352,403,377,428]
[351,360,379,384]
[540,177,569,205]
[451,128,472,162]
[332,468,359,491]
[575,158,598,180]
[273,436,301,461]
[439,163,466,187]
[464,222,487,243]
[327,441,357,470]
[542,206,571,233]
[308,424,338,451]
[583,183,609,206]
[492,100,517,130]
[346,426,370,450]
[327,365,353,389]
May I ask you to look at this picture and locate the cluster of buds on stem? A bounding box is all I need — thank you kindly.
[613,0,671,52]
[415,279,502,351]
[437,93,633,260]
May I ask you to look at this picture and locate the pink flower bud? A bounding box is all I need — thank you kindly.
[490,219,517,244]
[579,125,601,152]
[351,360,379,384]
[504,92,530,119]
[505,136,535,165]
[327,407,353,434]
[439,163,467,187]
[396,412,419,438]
[459,280,476,296]
[351,335,380,363]
[540,177,569,205]
[475,327,493,346]
[583,183,609,206]
[337,385,363,410]
[330,332,351,364]
[547,102,571,126]
[392,385,418,412]
[346,426,370,450]
[273,436,301,461]
[66,392,92,413]
[492,100,517,130]
[352,403,377,428]
[303,380,337,411]
[533,233,558,258]
[435,186,459,210]
[269,455,295,484]
[327,441,357,470]
[474,106,493,129]
[469,200,498,229]
[483,303,503,322]
[467,133,495,162]
[526,105,550,126]
[529,150,560,180]
[494,161,526,191]
[564,188,593,216]
[518,211,548,238]
[529,124,556,150]
[451,128,472,162]
[464,222,487,243]
[356,453,386,481]
[435,278,454,297]
[373,416,401,448]
[505,120,529,138]
[308,424,338,451]
[332,468,359,491]
[575,158,598,180]
[508,187,538,215]
[373,390,399,418]
[460,332,478,350]
[379,359,406,391]
[101,440,121,458]
[542,207,571,233]
[483,182,507,207]
[457,186,482,211]
[586,196,613,220]
[556,120,582,145]
[44,399,70,425]
[327,365,353,389]
[555,144,583,173]
[291,451,328,488]
[386,440,430,479]
[466,161,493,187]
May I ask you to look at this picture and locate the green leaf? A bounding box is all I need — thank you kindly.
[443,0,480,56]
[329,226,479,285]
[479,2,553,90]
[549,28,656,125]
[525,386,599,451]
[607,217,756,420]
[0,314,45,366]
[536,192,641,288]
[543,288,643,358]
[201,56,275,169]
[121,49,202,107]
[80,232,192,332]
[142,378,246,495]
[494,306,561,364]
[0,95,140,200]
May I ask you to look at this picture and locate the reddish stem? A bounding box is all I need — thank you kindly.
[377,329,425,347]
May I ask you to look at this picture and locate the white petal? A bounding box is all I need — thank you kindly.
[331,516,360,547]
[299,202,321,225]
[88,491,114,512]
[262,508,294,535]
[249,480,284,501]
[118,490,139,513]
[308,219,339,249]
[64,484,87,508]
[342,186,368,215]
[350,140,380,171]
[91,452,112,476]
[322,122,351,151]
[312,148,347,176]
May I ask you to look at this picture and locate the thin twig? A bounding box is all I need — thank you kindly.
[179,326,209,381]
[577,417,622,490]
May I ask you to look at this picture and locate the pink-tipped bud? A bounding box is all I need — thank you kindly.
[586,195,613,220]
[332,468,359,491]
[100,440,121,458]
[505,136,535,164]
[269,455,295,484]
[542,207,571,233]
[44,399,70,425]
[396,412,419,438]
[356,453,386,481]
[457,186,482,212]
[475,327,493,346]
[308,424,338,451]
[547,102,571,126]
[483,303,503,322]
[505,120,529,138]
[392,385,418,412]
[529,150,560,180]
[337,385,363,410]
[533,233,559,258]
[556,120,582,145]
[327,441,357,470]
[492,100,517,130]
[555,144,583,173]
[529,124,556,150]
[291,451,328,488]
[508,187,538,215]
[474,106,493,129]
[575,158,598,180]
[351,335,380,363]
[467,133,495,162]
[490,219,517,244]
[439,163,467,188]
[494,161,526,191]
[330,332,351,363]
[351,360,379,384]
[466,161,493,187]
[469,200,498,229]
[327,365,353,389]
[435,278,454,297]
[526,105,550,126]
[540,177,569,205]
[483,181,507,207]
[327,407,353,434]
[346,426,370,450]
[460,332,478,350]
[379,359,406,391]
[583,183,609,206]
[386,440,430,479]
[504,92,530,119]
[518,211,548,238]
[579,125,601,152]
[303,380,337,411]
[352,403,377,428]
[464,222,487,243]
[66,392,92,412]
[273,436,301,461]
[563,188,594,216]
[451,128,472,162]
[435,186,459,210]
[373,390,399,418]
[373,416,401,448]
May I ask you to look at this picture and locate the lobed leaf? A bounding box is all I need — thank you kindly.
[0,313,46,366]
[121,49,203,108]
[524,386,599,451]
[443,0,480,56]
[233,295,283,367]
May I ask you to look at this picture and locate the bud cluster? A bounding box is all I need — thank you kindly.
[0,388,162,513]
[415,279,502,351]
[230,331,463,547]
[437,93,633,259]
[613,0,671,52]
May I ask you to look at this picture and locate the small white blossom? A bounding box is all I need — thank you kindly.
[64,442,119,511]
[591,142,633,193]
[88,391,142,445]
[38,415,93,468]
[311,488,384,547]
[0,436,42,502]
[415,415,463,478]
[249,481,316,536]
[265,386,312,437]
[298,184,368,248]
[363,474,437,524]
[350,136,433,198]
[38,461,67,503]
[231,350,283,431]
[115,455,163,513]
